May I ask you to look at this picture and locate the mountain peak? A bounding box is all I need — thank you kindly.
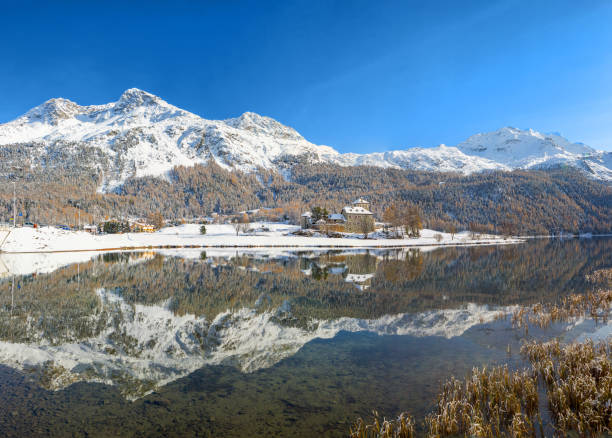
[499,126,520,133]
[224,111,304,141]
[457,127,596,164]
[119,88,158,101]
[24,97,80,125]
[114,88,166,112]
[227,111,278,126]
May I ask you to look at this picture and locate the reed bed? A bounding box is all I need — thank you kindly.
[424,365,540,438]
[586,268,612,285]
[351,366,540,438]
[350,412,416,438]
[351,270,612,437]
[512,289,612,330]
[351,338,611,437]
[521,339,612,436]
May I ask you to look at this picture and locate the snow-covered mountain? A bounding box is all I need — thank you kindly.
[0,89,340,191]
[0,88,610,191]
[457,127,612,181]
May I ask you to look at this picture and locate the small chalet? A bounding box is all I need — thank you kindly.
[130,221,155,233]
[327,213,346,224]
[83,224,97,234]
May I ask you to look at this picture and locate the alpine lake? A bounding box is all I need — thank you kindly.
[0,237,610,437]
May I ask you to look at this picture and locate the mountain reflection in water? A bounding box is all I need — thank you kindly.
[0,238,609,436]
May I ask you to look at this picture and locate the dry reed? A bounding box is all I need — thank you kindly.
[351,366,539,438]
[424,365,539,438]
[521,339,612,436]
[350,412,416,438]
[351,338,612,437]
[512,289,612,330]
[351,280,612,437]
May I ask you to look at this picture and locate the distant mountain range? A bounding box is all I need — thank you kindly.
[0,88,610,192]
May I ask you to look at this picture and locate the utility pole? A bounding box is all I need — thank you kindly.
[12,182,16,229]
[11,275,14,316]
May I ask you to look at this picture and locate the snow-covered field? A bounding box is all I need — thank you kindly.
[0,223,522,254]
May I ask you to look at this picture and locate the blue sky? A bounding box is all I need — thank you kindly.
[1,0,612,152]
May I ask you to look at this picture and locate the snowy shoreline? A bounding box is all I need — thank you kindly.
[0,223,524,254]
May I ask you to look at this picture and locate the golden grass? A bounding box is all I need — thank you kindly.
[586,268,612,286]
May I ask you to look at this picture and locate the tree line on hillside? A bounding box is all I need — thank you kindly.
[0,159,610,235]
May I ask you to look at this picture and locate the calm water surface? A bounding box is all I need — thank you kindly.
[0,237,610,437]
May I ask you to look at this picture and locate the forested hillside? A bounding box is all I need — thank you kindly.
[0,162,610,235]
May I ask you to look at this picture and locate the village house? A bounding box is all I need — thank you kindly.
[327,213,346,224]
[300,211,312,229]
[300,198,375,234]
[342,198,375,233]
[83,224,97,234]
[130,220,155,233]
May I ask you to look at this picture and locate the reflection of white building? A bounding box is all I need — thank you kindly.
[345,273,375,283]
[345,273,375,290]
[300,253,378,290]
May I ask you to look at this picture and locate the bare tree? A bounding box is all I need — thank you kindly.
[383,204,400,237]
[232,212,250,236]
[232,221,242,236]
[401,205,422,238]
[449,225,457,240]
[148,211,165,230]
[469,222,480,240]
[358,215,373,239]
[233,219,250,236]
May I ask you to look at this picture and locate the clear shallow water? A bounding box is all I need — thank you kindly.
[0,238,609,437]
